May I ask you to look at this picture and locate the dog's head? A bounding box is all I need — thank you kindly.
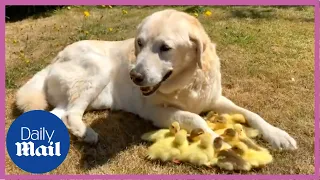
[129,9,211,96]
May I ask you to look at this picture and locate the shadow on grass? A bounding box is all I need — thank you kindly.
[226,6,313,22]
[263,5,310,11]
[284,17,314,22]
[230,8,274,19]
[10,102,23,119]
[72,110,156,171]
[5,5,63,23]
[9,101,156,171]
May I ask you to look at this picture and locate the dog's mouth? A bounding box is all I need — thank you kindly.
[140,70,173,96]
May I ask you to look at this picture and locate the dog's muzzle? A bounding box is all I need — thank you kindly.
[137,70,173,96]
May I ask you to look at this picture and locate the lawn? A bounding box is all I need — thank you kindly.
[5,5,315,175]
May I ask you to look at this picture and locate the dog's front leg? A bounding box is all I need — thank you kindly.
[142,106,220,140]
[211,95,297,150]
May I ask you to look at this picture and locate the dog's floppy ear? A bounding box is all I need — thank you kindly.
[188,26,208,69]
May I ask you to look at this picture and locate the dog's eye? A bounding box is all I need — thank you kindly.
[160,44,171,52]
[137,39,143,47]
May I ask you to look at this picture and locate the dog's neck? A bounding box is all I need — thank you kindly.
[158,43,220,96]
[158,62,198,94]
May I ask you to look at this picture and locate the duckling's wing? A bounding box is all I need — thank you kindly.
[221,114,233,124]
[240,138,263,151]
[188,143,213,166]
[243,126,260,138]
[217,161,235,171]
[141,129,170,142]
[176,140,189,153]
[147,137,179,162]
[188,151,208,166]
[147,148,162,160]
[205,111,218,120]
[179,142,199,161]
[217,150,251,171]
[207,121,215,129]
[147,143,166,160]
[231,114,247,124]
[214,128,227,135]
[204,147,215,161]
[255,151,273,165]
[245,150,262,167]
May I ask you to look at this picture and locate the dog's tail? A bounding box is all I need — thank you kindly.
[16,65,51,112]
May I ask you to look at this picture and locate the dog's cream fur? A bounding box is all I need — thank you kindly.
[15,9,297,150]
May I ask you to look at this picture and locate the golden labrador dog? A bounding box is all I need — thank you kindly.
[15,9,297,150]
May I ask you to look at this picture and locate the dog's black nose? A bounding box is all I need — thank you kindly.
[130,69,144,85]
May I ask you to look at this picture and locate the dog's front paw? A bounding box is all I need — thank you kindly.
[263,126,297,150]
[83,127,99,145]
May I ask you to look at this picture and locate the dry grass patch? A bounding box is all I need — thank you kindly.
[5,6,315,175]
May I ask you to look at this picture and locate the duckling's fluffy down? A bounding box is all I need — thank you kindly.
[141,112,273,171]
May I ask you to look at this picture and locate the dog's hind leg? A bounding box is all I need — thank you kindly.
[211,95,297,150]
[46,51,116,144]
[50,106,67,119]
[62,76,110,145]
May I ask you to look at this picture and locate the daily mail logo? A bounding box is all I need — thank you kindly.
[15,127,61,157]
[6,110,70,174]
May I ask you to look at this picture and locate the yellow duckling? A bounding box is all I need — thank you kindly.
[204,111,218,120]
[233,124,266,151]
[221,128,240,146]
[206,120,216,130]
[173,129,189,151]
[214,137,251,171]
[213,136,231,152]
[188,128,205,142]
[214,127,231,136]
[146,129,189,162]
[209,115,233,131]
[230,114,247,124]
[141,121,180,142]
[231,142,273,168]
[219,113,246,125]
[211,137,226,165]
[172,129,190,163]
[243,126,260,138]
[180,132,215,167]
